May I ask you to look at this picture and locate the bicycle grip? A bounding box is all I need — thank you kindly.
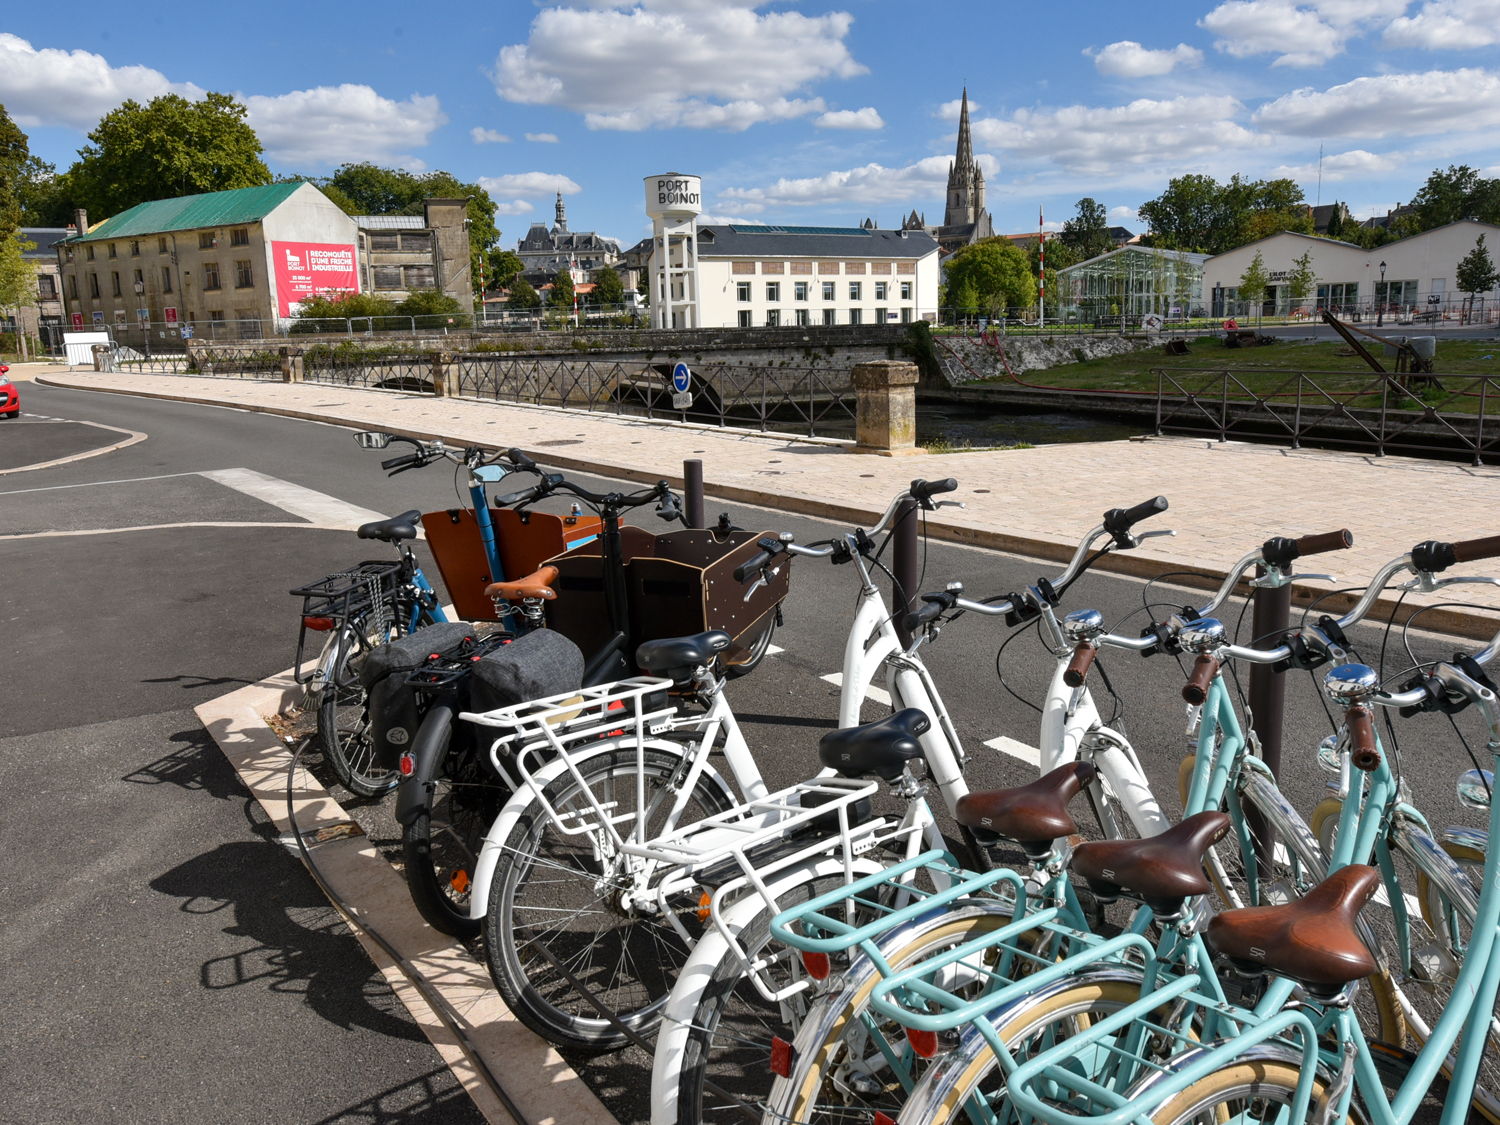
[1347,705,1381,771]
[505,448,536,470]
[1063,643,1097,689]
[493,485,540,508]
[734,550,773,584]
[1453,534,1500,564]
[1120,495,1169,527]
[1182,654,1219,706]
[381,453,420,471]
[1295,529,1354,556]
[910,478,958,502]
[901,599,946,634]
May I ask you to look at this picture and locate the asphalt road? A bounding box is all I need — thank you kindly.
[2,379,1492,1124]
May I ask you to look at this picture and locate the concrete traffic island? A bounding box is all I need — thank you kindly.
[38,367,1500,638]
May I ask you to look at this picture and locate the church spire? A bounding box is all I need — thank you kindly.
[953,87,973,177]
[553,191,568,232]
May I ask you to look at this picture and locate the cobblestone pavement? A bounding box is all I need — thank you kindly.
[41,368,1500,634]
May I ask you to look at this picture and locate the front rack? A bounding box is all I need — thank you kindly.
[290,560,404,685]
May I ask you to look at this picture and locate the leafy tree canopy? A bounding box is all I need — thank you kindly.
[549,268,575,308]
[508,276,541,309]
[592,266,625,306]
[1406,165,1500,232]
[486,249,523,290]
[71,93,271,217]
[0,231,37,310]
[0,104,29,236]
[1457,234,1499,298]
[1061,198,1113,261]
[1286,249,1317,300]
[1030,237,1079,312]
[292,290,396,323]
[1238,250,1269,304]
[1138,173,1310,255]
[944,238,1037,311]
[394,288,471,327]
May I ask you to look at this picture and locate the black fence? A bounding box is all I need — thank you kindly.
[1155,367,1500,464]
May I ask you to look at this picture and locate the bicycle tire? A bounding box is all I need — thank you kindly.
[725,610,777,680]
[483,744,736,1054]
[317,616,399,798]
[1140,1055,1343,1125]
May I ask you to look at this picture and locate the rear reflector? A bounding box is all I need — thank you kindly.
[801,951,830,980]
[906,1027,937,1058]
[399,752,415,776]
[770,1035,793,1078]
[697,892,712,922]
[303,616,335,631]
[874,1113,898,1125]
[450,869,471,894]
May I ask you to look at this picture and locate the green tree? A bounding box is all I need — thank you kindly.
[1456,234,1499,324]
[70,92,270,217]
[592,266,624,307]
[549,268,575,309]
[1061,198,1113,261]
[1140,174,1309,254]
[952,278,978,320]
[395,288,471,327]
[1408,165,1500,232]
[0,104,29,236]
[1238,250,1269,311]
[1286,249,1317,307]
[1325,203,1344,240]
[15,156,76,226]
[289,290,397,332]
[944,238,1037,313]
[1356,223,1391,250]
[487,249,523,290]
[1029,237,1078,314]
[1137,173,1221,252]
[0,232,37,358]
[508,276,541,310]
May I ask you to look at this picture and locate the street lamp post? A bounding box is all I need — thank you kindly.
[133,280,150,359]
[1377,261,1387,327]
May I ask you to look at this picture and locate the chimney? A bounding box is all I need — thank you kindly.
[74,207,89,235]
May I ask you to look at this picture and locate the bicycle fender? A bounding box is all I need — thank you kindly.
[466,740,734,922]
[393,702,456,828]
[649,852,885,1125]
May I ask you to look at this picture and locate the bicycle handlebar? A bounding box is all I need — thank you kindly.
[1102,495,1168,541]
[381,452,421,472]
[910,478,958,504]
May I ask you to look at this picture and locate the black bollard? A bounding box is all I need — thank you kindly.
[683,459,704,530]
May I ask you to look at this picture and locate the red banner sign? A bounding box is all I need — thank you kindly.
[272,241,359,316]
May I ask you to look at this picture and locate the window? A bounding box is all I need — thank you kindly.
[896,261,915,275]
[401,231,433,252]
[404,265,435,289]
[738,310,752,328]
[86,245,95,261]
[871,261,891,275]
[765,309,780,327]
[875,282,888,301]
[822,308,836,326]
[233,260,253,288]
[108,243,117,259]
[38,275,56,298]
[111,271,121,297]
[900,281,912,301]
[795,308,810,326]
[732,261,756,275]
[370,232,399,252]
[69,275,78,299]
[133,268,143,287]
[849,282,862,301]
[900,307,912,324]
[230,228,249,247]
[736,282,751,301]
[1376,279,1418,306]
[822,281,835,301]
[89,272,100,298]
[158,237,169,254]
[818,261,840,275]
[875,307,886,323]
[789,261,812,275]
[162,266,173,293]
[210,310,225,322]
[765,282,780,302]
[203,262,220,290]
[373,265,403,290]
[198,232,215,250]
[794,281,808,301]
[848,308,862,325]
[761,261,784,275]
[130,241,140,257]
[845,262,867,275]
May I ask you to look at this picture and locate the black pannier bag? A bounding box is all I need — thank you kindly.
[470,629,585,716]
[360,622,476,770]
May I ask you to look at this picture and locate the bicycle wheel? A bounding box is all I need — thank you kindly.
[483,744,736,1054]
[1312,801,1500,1123]
[317,616,399,798]
[401,720,508,940]
[725,610,777,680]
[1140,1054,1344,1125]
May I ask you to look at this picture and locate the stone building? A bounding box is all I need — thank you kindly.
[516,194,621,285]
[354,198,473,308]
[5,227,69,350]
[902,89,994,255]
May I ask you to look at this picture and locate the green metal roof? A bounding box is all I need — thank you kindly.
[69,182,306,242]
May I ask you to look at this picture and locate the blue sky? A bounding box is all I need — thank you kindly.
[4,0,1498,249]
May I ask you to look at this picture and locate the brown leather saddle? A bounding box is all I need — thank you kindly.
[1205,865,1381,989]
[954,762,1096,857]
[485,565,559,602]
[1071,811,1231,917]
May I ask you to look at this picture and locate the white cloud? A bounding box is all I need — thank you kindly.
[1199,0,1408,66]
[492,199,537,215]
[493,0,865,131]
[477,172,583,196]
[1384,0,1500,49]
[1089,41,1203,77]
[472,127,511,143]
[525,132,560,142]
[1270,148,1400,180]
[1253,68,1500,137]
[815,106,884,130]
[0,33,202,128]
[972,95,1264,175]
[722,153,999,207]
[1109,205,1141,224]
[244,85,446,166]
[936,97,979,120]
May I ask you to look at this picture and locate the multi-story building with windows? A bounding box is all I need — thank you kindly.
[691,224,940,329]
[354,199,472,307]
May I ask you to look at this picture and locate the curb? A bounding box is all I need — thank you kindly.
[194,669,617,1125]
[42,373,1500,642]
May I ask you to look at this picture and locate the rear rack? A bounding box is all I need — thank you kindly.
[405,630,516,692]
[289,560,404,685]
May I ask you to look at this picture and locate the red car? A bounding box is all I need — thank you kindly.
[0,366,15,418]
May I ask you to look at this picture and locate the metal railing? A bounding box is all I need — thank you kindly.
[1154,367,1500,464]
[303,348,437,391]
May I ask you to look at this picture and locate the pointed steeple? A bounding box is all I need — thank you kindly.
[553,191,568,232]
[953,87,973,176]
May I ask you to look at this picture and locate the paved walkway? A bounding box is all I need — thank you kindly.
[39,367,1500,637]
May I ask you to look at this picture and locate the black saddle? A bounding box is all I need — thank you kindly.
[819,709,931,781]
[357,510,422,542]
[635,630,733,680]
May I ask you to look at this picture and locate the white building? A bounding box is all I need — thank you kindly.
[676,224,941,328]
[1203,221,1500,319]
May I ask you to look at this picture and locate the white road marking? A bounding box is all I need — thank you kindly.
[199,467,387,529]
[820,672,892,707]
[765,644,784,655]
[0,471,200,496]
[984,735,1041,766]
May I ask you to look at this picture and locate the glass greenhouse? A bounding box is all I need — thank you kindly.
[1057,246,1208,323]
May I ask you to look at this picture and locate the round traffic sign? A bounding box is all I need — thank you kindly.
[672,362,691,394]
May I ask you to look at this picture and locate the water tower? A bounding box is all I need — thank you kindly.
[644,173,702,330]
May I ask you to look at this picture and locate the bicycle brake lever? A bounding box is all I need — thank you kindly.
[742,568,776,602]
[934,500,966,510]
[1136,528,1176,540]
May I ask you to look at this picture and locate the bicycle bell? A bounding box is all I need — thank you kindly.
[1178,617,1226,653]
[1323,663,1379,703]
[1062,609,1105,643]
[1457,768,1494,811]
